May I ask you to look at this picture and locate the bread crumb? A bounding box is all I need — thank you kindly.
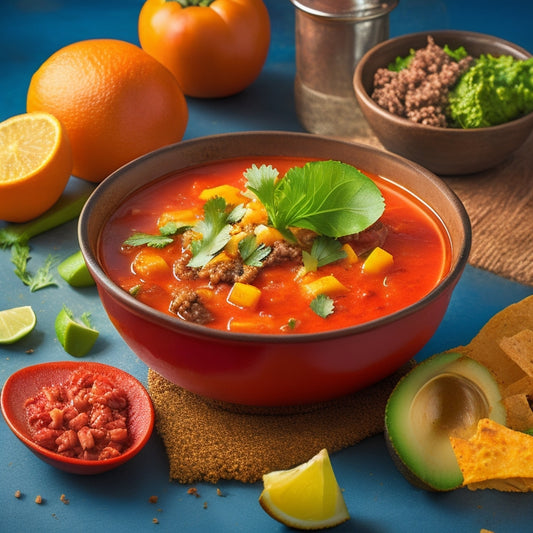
[14,490,21,499]
[203,501,208,509]
[149,495,159,504]
[60,494,69,505]
[152,518,159,524]
[216,488,224,497]
[35,495,43,505]
[187,487,200,498]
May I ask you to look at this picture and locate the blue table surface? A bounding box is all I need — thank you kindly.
[1,1,532,532]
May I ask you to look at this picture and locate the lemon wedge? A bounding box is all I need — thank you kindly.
[0,306,37,344]
[259,449,350,530]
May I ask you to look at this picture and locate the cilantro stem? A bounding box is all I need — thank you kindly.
[0,188,93,248]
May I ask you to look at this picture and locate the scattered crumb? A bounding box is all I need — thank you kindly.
[149,495,159,504]
[14,490,21,499]
[35,495,43,505]
[187,487,200,498]
[216,488,224,497]
[203,501,208,509]
[26,349,34,354]
[60,494,69,505]
[152,518,159,524]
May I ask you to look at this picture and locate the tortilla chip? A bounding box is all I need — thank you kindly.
[499,329,533,376]
[461,295,533,389]
[450,418,533,492]
[503,375,533,398]
[502,394,533,431]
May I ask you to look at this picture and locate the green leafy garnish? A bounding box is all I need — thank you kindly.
[311,236,347,267]
[124,221,190,249]
[388,49,415,71]
[123,233,174,249]
[238,234,271,267]
[11,243,57,292]
[188,198,245,268]
[310,294,335,318]
[244,161,384,241]
[443,44,469,62]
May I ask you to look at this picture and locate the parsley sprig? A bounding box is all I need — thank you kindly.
[244,160,385,241]
[123,221,191,249]
[238,234,271,267]
[11,243,57,292]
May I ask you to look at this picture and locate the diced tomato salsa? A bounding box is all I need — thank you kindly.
[24,369,130,461]
[99,157,451,334]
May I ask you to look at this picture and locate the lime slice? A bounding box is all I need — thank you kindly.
[0,306,37,344]
[57,250,95,287]
[55,306,99,357]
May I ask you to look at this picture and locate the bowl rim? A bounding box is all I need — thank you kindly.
[0,360,154,469]
[79,130,471,344]
[353,29,533,134]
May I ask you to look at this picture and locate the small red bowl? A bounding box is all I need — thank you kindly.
[1,361,154,475]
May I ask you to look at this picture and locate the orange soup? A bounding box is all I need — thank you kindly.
[99,157,451,334]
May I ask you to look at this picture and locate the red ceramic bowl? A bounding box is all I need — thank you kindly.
[1,361,154,474]
[78,131,471,406]
[353,30,533,175]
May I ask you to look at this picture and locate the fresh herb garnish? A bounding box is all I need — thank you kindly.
[124,221,191,249]
[238,234,271,267]
[312,236,347,267]
[11,243,57,292]
[188,197,245,268]
[310,294,335,318]
[244,161,384,241]
[388,49,415,71]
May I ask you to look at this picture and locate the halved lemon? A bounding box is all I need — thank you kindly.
[0,111,72,222]
[259,449,350,530]
[0,306,37,344]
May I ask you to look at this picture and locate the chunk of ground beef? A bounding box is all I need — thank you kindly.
[262,240,302,267]
[169,289,213,325]
[371,36,473,127]
[340,221,389,255]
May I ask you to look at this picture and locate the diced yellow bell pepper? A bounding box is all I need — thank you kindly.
[228,282,262,309]
[304,275,349,298]
[362,247,394,274]
[341,243,358,267]
[241,201,268,226]
[206,251,232,266]
[157,209,198,227]
[132,250,170,277]
[255,225,284,246]
[199,184,245,206]
[225,232,248,257]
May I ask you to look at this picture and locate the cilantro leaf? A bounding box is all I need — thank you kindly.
[245,161,384,239]
[238,234,271,267]
[123,221,190,249]
[310,294,335,318]
[188,197,233,268]
[310,236,347,267]
[123,233,174,248]
[29,254,57,292]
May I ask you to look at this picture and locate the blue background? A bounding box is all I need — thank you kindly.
[1,1,532,532]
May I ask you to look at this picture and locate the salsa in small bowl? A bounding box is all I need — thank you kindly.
[1,361,154,474]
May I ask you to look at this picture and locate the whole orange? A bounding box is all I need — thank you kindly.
[27,39,188,183]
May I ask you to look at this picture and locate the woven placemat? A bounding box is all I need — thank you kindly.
[148,362,414,484]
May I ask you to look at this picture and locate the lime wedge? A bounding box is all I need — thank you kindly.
[55,306,99,357]
[0,306,37,344]
[57,250,95,287]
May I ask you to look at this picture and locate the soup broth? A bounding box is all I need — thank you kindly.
[99,157,451,334]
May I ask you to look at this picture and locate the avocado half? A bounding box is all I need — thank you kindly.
[385,351,506,491]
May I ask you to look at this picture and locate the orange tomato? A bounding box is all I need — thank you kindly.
[138,0,271,98]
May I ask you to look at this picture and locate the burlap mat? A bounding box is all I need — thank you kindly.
[351,131,533,287]
[148,362,414,484]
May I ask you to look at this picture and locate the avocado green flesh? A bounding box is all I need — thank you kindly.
[385,351,506,491]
